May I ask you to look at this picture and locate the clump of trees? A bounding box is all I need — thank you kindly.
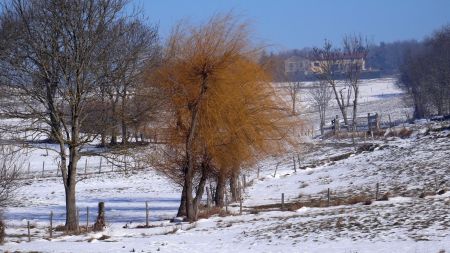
[0,0,159,231]
[399,25,450,118]
[149,14,295,221]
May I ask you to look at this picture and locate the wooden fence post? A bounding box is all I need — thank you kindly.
[376,113,381,131]
[273,162,280,178]
[27,221,31,242]
[99,157,102,174]
[145,201,149,227]
[84,159,88,175]
[293,155,297,172]
[388,114,392,130]
[335,115,340,133]
[49,211,53,239]
[42,161,45,177]
[28,162,30,177]
[327,188,330,207]
[94,202,105,231]
[239,196,243,215]
[86,207,89,232]
[257,166,260,179]
[281,193,285,211]
[375,182,379,201]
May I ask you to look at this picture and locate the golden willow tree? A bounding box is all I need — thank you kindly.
[150,14,296,222]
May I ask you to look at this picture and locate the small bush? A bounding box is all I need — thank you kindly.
[347,195,371,205]
[398,128,413,138]
[378,192,389,201]
[197,207,230,220]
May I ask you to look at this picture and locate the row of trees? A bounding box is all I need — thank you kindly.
[399,25,450,118]
[0,2,296,229]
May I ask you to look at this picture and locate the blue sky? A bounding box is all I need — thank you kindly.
[133,0,450,51]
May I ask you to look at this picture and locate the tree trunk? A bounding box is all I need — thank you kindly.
[193,162,208,220]
[110,97,118,145]
[64,183,77,231]
[229,169,239,202]
[352,87,359,132]
[47,82,60,143]
[64,145,79,231]
[121,91,128,145]
[100,134,106,147]
[177,183,187,217]
[330,84,349,126]
[93,202,105,231]
[215,172,226,207]
[183,78,208,222]
[183,166,195,221]
[320,120,325,135]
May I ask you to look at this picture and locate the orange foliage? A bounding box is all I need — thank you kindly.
[155,14,294,171]
[148,14,297,220]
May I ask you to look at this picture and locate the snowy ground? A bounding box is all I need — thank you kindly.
[1,78,450,253]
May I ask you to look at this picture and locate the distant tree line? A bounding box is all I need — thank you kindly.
[262,39,422,82]
[399,25,450,118]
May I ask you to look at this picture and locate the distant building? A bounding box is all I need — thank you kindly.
[285,53,366,75]
[284,56,311,75]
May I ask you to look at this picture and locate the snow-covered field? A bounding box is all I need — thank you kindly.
[1,78,450,253]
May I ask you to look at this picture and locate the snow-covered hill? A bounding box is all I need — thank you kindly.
[1,79,450,253]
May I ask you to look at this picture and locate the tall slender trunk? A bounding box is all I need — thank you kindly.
[214,172,226,207]
[110,95,118,145]
[63,142,80,231]
[121,89,128,145]
[193,160,208,220]
[183,78,208,222]
[229,169,239,202]
[100,90,107,147]
[352,86,359,131]
[63,105,81,231]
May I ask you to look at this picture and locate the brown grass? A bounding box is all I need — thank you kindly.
[251,193,376,213]
[197,207,231,219]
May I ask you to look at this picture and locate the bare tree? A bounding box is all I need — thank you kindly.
[342,35,369,131]
[307,81,333,135]
[313,40,352,126]
[399,25,450,118]
[93,18,160,146]
[0,0,137,231]
[286,81,301,115]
